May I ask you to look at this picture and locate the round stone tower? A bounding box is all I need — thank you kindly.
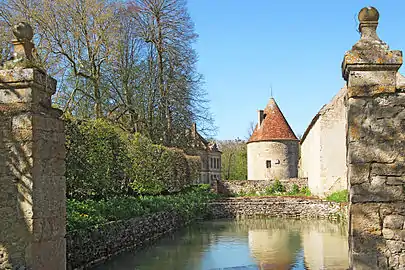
[247,98,299,180]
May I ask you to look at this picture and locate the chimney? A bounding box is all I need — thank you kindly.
[257,110,264,128]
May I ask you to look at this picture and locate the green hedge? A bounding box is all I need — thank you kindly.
[65,118,201,199]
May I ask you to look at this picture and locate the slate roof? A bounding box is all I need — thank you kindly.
[248,98,298,143]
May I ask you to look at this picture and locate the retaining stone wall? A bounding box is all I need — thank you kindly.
[66,211,186,270]
[208,197,347,221]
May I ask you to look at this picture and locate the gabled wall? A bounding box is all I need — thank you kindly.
[300,87,347,197]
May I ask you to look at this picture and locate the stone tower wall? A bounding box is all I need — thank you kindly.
[247,140,298,180]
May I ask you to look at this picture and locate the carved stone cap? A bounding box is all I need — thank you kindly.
[0,68,56,94]
[12,22,34,42]
[358,6,379,23]
[2,22,36,69]
[342,7,403,80]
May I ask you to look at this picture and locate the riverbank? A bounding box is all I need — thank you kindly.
[66,185,217,269]
[66,194,348,269]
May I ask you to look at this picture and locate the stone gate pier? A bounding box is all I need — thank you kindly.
[0,23,66,269]
[343,7,405,269]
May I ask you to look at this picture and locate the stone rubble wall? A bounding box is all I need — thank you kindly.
[347,91,405,268]
[208,197,347,221]
[66,211,187,270]
[216,179,307,196]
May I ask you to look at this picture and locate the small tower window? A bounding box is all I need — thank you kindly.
[266,160,271,168]
[275,159,280,164]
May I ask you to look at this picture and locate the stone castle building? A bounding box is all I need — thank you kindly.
[299,87,347,197]
[247,98,299,180]
[190,123,222,184]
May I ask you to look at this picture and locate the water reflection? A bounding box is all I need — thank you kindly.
[94,218,348,270]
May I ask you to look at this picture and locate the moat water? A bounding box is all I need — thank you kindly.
[94,218,349,270]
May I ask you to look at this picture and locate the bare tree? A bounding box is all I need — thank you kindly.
[246,121,256,139]
[0,0,215,147]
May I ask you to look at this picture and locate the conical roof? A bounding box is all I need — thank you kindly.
[248,98,298,143]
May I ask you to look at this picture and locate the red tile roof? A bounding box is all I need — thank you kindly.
[248,98,298,143]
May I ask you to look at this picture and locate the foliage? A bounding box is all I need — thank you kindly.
[326,190,348,203]
[0,0,215,147]
[66,118,201,199]
[186,155,202,184]
[65,117,130,200]
[235,181,312,198]
[265,179,286,195]
[290,184,300,194]
[299,186,312,196]
[67,185,218,231]
[218,139,247,180]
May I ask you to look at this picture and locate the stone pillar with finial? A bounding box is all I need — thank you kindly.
[0,23,66,269]
[342,7,405,269]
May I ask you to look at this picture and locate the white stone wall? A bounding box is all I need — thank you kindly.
[300,118,321,194]
[300,88,347,197]
[247,140,298,180]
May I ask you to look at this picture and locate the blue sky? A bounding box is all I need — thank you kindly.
[187,0,405,140]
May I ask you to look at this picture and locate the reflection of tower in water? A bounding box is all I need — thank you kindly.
[301,220,349,270]
[248,228,301,270]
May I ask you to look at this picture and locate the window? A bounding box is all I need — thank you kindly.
[210,158,213,168]
[275,159,280,164]
[266,160,271,168]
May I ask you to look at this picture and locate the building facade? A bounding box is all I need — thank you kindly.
[299,87,347,197]
[247,98,299,180]
[190,123,222,184]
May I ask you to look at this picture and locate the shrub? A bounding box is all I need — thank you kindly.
[65,118,130,200]
[186,155,202,184]
[272,179,286,193]
[265,179,286,195]
[66,118,201,199]
[326,190,348,202]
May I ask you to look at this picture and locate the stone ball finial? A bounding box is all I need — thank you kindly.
[358,6,379,23]
[12,22,34,41]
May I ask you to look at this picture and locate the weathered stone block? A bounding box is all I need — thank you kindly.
[0,68,57,93]
[27,238,66,269]
[386,240,405,254]
[382,228,405,241]
[372,163,405,177]
[351,180,404,203]
[384,215,405,230]
[399,253,405,265]
[0,88,32,104]
[350,203,382,237]
[386,177,405,186]
[350,252,379,270]
[348,140,398,164]
[347,70,398,97]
